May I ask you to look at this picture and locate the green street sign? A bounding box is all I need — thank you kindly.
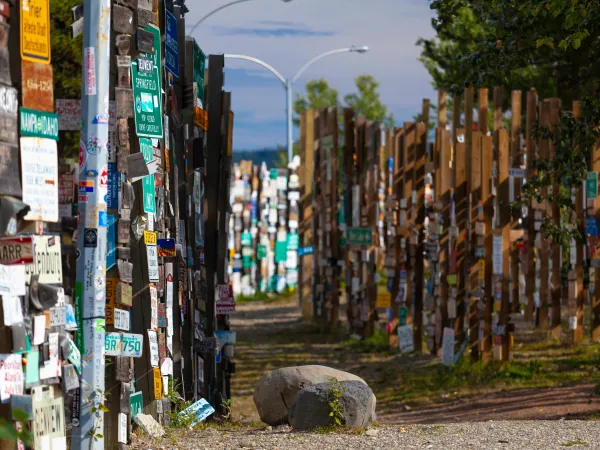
[270,169,277,180]
[193,40,206,108]
[130,391,143,419]
[275,241,287,263]
[287,233,299,250]
[19,108,59,140]
[257,244,267,260]
[346,227,373,246]
[241,232,252,246]
[140,138,156,214]
[399,306,407,326]
[132,25,163,139]
[587,171,598,200]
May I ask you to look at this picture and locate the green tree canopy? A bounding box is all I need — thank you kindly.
[293,79,339,126]
[343,75,395,128]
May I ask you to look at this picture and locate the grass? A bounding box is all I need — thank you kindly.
[561,441,589,447]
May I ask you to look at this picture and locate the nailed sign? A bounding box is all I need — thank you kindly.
[24,235,63,284]
[21,60,54,112]
[20,0,51,64]
[105,332,143,358]
[0,85,18,144]
[165,8,178,78]
[0,236,34,265]
[140,139,156,214]
[0,143,22,196]
[20,108,59,140]
[131,25,163,138]
[21,137,59,222]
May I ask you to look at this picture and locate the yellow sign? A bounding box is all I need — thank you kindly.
[153,368,162,400]
[20,0,51,64]
[144,231,157,246]
[478,259,485,281]
[376,293,391,309]
[105,278,117,325]
[194,107,208,131]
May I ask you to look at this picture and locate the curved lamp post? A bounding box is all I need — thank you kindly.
[225,45,369,163]
[187,0,294,37]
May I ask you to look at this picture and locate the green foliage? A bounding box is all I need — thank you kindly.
[0,409,33,446]
[293,79,339,126]
[344,75,395,128]
[166,379,195,428]
[220,399,233,421]
[342,329,391,354]
[326,378,344,426]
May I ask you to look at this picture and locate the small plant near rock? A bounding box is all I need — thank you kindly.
[327,378,345,426]
[221,399,233,421]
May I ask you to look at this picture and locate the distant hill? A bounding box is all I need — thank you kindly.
[232,149,280,167]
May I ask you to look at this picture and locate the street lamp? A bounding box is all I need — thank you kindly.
[187,0,294,37]
[225,45,369,163]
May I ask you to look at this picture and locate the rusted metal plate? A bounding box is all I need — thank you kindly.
[22,60,54,113]
[0,22,10,85]
[0,84,18,144]
[137,9,157,28]
[0,1,10,18]
[0,142,21,196]
[113,5,133,34]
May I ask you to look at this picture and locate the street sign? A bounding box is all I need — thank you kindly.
[20,0,51,64]
[165,8,178,78]
[104,332,143,357]
[346,227,373,246]
[140,139,156,214]
[193,40,206,108]
[20,137,59,222]
[131,25,163,138]
[0,236,34,265]
[130,391,142,419]
[24,235,62,284]
[587,171,598,200]
[19,108,59,140]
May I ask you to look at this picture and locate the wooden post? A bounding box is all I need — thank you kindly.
[402,122,416,334]
[481,133,494,362]
[327,107,340,329]
[572,101,584,343]
[548,98,562,339]
[469,130,482,362]
[538,100,551,329]
[525,89,537,324]
[343,109,355,328]
[365,122,378,337]
[390,127,405,348]
[414,121,426,352]
[498,128,511,360]
[438,89,448,128]
[592,136,600,341]
[455,124,467,352]
[511,91,523,318]
[479,89,489,135]
[438,128,452,348]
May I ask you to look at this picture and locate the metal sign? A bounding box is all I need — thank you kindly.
[130,391,142,418]
[114,308,129,331]
[140,139,156,214]
[346,227,373,246]
[104,332,143,357]
[20,108,59,140]
[131,25,163,138]
[157,238,175,257]
[587,171,598,200]
[24,235,63,284]
[153,367,162,399]
[193,40,206,108]
[0,236,34,265]
[20,0,51,64]
[21,137,59,222]
[21,60,54,112]
[146,245,159,282]
[165,8,178,78]
[0,85,18,144]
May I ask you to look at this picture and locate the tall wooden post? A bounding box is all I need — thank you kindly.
[511,91,523,318]
[390,127,405,348]
[538,100,551,329]
[498,127,511,360]
[402,122,416,335]
[343,109,356,328]
[414,122,426,352]
[481,133,494,362]
[525,89,537,324]
[549,98,562,339]
[572,101,584,343]
[592,136,600,341]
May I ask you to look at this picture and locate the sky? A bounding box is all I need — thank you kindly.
[185,0,437,151]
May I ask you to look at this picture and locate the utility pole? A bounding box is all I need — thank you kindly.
[72,0,111,448]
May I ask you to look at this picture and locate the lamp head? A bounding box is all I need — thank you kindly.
[350,45,369,54]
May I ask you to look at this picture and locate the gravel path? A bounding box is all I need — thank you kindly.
[132,421,599,449]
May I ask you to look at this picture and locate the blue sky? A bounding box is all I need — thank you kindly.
[186,0,437,151]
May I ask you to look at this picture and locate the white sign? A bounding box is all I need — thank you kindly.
[114,308,130,331]
[160,357,173,377]
[398,325,414,353]
[441,327,455,366]
[509,168,526,178]
[166,307,173,337]
[0,265,26,296]
[56,100,116,131]
[104,332,143,357]
[32,387,66,450]
[20,138,59,222]
[150,287,158,330]
[146,245,159,282]
[118,412,127,444]
[49,306,66,327]
[24,235,63,284]
[0,354,23,402]
[147,330,159,367]
[2,296,24,326]
[492,235,503,275]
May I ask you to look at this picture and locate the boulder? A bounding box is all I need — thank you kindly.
[289,380,375,430]
[253,365,376,426]
[134,413,165,437]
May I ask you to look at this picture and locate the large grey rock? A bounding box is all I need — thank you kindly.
[134,413,165,437]
[289,380,375,430]
[253,365,376,426]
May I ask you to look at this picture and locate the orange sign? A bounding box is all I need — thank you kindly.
[21,60,54,112]
[194,107,208,131]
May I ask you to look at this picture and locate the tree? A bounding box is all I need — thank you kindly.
[344,75,395,128]
[293,78,339,126]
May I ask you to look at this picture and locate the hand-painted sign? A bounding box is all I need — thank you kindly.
[157,238,175,257]
[0,85,18,144]
[153,367,162,399]
[347,227,373,246]
[0,236,34,265]
[0,354,23,402]
[20,0,51,64]
[21,60,54,112]
[21,137,59,222]
[131,25,163,138]
[147,245,159,282]
[32,387,66,450]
